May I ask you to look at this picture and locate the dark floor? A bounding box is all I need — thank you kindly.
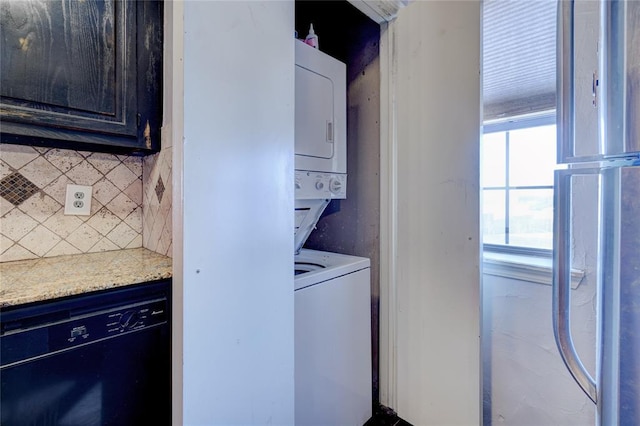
[364,404,413,426]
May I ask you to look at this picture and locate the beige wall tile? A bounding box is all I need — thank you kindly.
[86,152,121,174]
[19,225,61,257]
[44,149,84,172]
[66,160,102,185]
[88,237,120,253]
[19,156,62,188]
[0,244,37,262]
[1,143,169,262]
[42,213,83,239]
[106,163,138,191]
[122,156,143,176]
[0,145,39,169]
[0,234,14,254]
[47,240,82,257]
[44,175,73,205]
[92,177,121,206]
[86,207,121,236]
[123,179,143,204]
[0,198,15,216]
[126,234,143,249]
[106,192,138,220]
[124,207,143,233]
[18,194,61,224]
[66,223,102,252]
[107,222,138,248]
[1,209,38,241]
[0,161,12,179]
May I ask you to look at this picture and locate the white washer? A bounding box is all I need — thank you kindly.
[294,249,372,426]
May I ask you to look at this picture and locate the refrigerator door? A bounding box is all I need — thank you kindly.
[598,164,640,425]
[553,164,640,424]
[599,1,640,159]
[558,1,640,164]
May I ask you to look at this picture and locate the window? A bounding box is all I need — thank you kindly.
[482,0,557,257]
[482,113,556,253]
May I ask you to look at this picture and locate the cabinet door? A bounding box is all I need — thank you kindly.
[0,1,162,153]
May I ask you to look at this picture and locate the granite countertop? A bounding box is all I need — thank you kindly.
[0,248,172,307]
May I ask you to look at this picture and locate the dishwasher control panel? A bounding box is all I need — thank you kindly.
[49,298,168,351]
[1,280,171,368]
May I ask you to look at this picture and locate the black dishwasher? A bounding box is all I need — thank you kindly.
[0,279,171,426]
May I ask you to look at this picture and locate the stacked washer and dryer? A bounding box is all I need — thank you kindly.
[294,39,373,425]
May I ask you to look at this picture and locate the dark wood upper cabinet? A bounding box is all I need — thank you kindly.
[0,0,162,154]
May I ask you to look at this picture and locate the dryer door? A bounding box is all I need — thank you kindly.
[295,65,334,160]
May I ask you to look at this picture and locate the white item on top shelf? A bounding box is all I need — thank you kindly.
[304,23,318,48]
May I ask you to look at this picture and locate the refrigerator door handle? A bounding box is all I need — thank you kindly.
[552,170,597,404]
[558,0,575,163]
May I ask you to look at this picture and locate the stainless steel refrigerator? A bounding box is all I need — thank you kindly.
[554,1,640,425]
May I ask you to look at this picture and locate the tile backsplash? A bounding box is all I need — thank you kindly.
[0,143,172,262]
[143,143,172,257]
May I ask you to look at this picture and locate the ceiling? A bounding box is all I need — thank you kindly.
[482,0,557,120]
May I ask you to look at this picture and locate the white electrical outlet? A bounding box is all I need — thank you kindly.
[64,184,92,216]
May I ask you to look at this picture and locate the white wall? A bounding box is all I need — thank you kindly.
[483,177,599,426]
[482,273,597,425]
[179,2,295,424]
[390,1,481,424]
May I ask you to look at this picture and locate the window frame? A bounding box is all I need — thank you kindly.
[482,110,556,258]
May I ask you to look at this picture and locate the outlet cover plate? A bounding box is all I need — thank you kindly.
[64,184,92,216]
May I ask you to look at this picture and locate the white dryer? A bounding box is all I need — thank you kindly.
[295,39,346,175]
[294,249,372,426]
[294,40,347,255]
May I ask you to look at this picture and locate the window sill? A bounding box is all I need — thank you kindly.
[483,252,584,289]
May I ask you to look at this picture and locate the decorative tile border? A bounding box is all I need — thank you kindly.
[143,144,172,257]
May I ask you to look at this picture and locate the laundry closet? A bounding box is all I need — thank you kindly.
[178,1,480,423]
[294,0,382,407]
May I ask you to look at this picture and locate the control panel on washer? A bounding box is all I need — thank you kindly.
[295,170,346,200]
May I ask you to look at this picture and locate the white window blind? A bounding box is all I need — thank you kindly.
[483,0,557,120]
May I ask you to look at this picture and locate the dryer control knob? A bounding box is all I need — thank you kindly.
[315,181,324,190]
[329,178,343,194]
